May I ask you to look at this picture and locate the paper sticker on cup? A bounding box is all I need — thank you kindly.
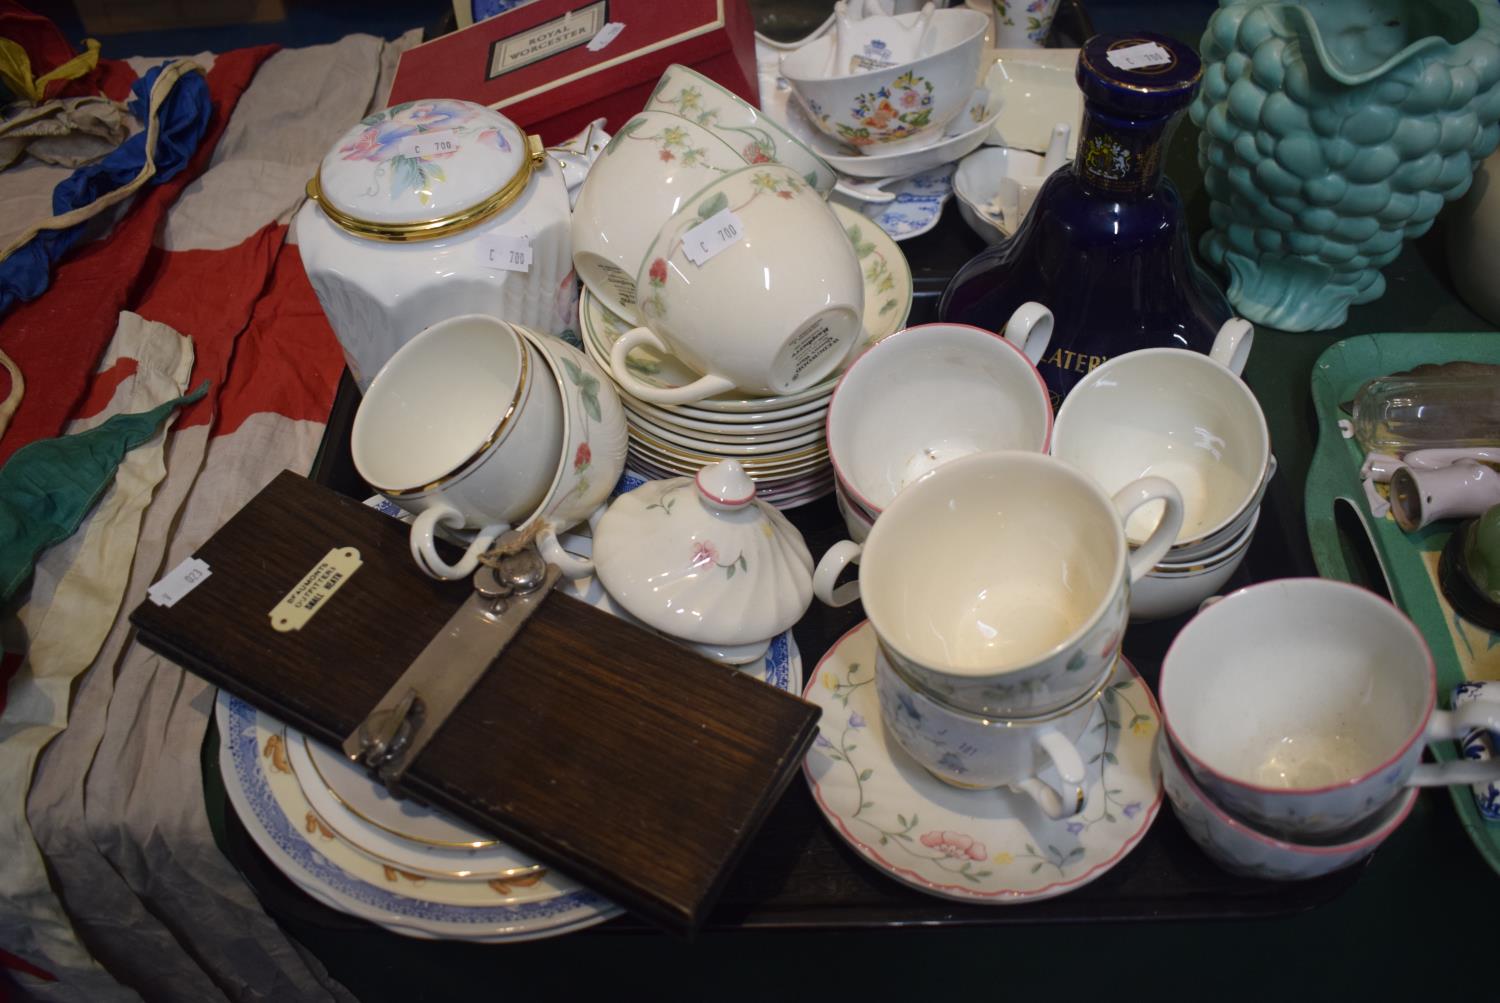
[479,233,532,273]
[397,130,460,159]
[1106,41,1172,71]
[269,547,362,632]
[682,208,745,267]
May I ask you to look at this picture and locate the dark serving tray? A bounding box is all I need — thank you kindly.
[206,202,1363,933]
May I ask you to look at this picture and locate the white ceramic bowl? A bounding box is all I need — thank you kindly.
[953,146,1044,244]
[1158,731,1419,881]
[572,110,747,324]
[826,320,1052,515]
[1128,507,1259,622]
[1051,346,1269,553]
[780,7,988,154]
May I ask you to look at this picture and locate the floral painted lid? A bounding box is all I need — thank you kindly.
[310,98,541,240]
[592,460,815,651]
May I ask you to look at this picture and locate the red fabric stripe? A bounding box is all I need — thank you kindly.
[71,357,140,423]
[0,945,57,983]
[210,242,345,437]
[0,45,277,466]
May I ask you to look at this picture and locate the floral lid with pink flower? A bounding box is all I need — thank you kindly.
[310,98,541,239]
[591,459,814,659]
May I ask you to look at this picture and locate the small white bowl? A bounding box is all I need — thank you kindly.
[781,7,988,155]
[953,146,1043,243]
[1129,508,1259,622]
[1158,732,1419,881]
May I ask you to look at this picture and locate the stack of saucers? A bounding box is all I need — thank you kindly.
[578,202,912,509]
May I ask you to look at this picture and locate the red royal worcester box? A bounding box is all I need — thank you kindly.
[387,0,760,145]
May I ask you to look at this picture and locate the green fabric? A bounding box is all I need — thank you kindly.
[0,380,206,606]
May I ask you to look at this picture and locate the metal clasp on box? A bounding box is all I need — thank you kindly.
[343,537,559,791]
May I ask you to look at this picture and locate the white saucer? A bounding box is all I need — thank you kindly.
[217,693,623,940]
[761,77,1001,179]
[802,622,1163,903]
[984,49,1083,157]
[857,165,954,241]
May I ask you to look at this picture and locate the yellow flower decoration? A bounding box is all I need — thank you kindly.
[751,171,779,193]
[992,851,1013,865]
[662,126,687,146]
[1131,718,1155,736]
[823,673,838,691]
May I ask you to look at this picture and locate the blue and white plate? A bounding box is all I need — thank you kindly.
[856,166,955,241]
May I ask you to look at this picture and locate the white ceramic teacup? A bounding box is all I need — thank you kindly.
[1050,320,1265,555]
[877,643,1105,817]
[354,316,627,581]
[352,315,562,572]
[611,163,864,404]
[646,63,837,197]
[1157,731,1421,881]
[814,451,1184,717]
[571,110,748,324]
[826,315,1053,516]
[1159,578,1500,840]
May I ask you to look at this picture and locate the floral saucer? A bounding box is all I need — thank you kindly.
[803,622,1163,902]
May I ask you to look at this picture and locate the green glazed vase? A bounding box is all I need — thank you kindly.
[1191,0,1500,331]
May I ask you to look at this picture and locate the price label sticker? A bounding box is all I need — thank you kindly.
[149,557,211,608]
[681,209,745,267]
[1106,41,1172,71]
[587,22,625,51]
[479,233,533,273]
[397,130,459,159]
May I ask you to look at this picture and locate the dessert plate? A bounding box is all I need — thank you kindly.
[217,693,622,940]
[803,622,1163,903]
[580,203,910,413]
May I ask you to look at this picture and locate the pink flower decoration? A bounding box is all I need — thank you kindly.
[691,541,719,568]
[573,442,591,471]
[900,90,918,108]
[919,830,987,861]
[659,149,676,162]
[648,258,668,287]
[339,127,382,161]
[742,142,772,164]
[776,190,794,199]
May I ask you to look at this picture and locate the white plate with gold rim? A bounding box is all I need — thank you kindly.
[579,203,910,413]
[622,397,827,441]
[217,692,622,941]
[626,410,826,455]
[647,391,831,426]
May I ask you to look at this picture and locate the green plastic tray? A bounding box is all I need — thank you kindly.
[1306,332,1500,876]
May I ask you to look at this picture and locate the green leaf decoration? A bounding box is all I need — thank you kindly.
[424,161,446,185]
[805,172,818,188]
[1067,847,1085,859]
[726,564,736,579]
[1103,751,1118,765]
[697,190,729,220]
[858,768,873,781]
[391,155,423,198]
[861,800,873,809]
[879,835,888,845]
[581,385,601,423]
[897,814,907,827]
[738,554,748,571]
[846,743,857,752]
[1024,843,1036,855]
[561,357,584,383]
[880,298,897,315]
[1104,813,1116,823]
[1031,863,1043,874]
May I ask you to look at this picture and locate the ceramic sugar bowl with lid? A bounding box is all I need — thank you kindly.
[592,460,814,665]
[297,98,576,390]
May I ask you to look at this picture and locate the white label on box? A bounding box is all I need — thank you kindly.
[681,209,745,267]
[488,1,608,78]
[149,557,211,608]
[586,22,625,52]
[479,233,533,273]
[397,130,460,159]
[1106,42,1172,71]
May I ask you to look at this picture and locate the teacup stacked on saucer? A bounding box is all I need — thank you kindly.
[1156,579,1500,879]
[1049,319,1277,620]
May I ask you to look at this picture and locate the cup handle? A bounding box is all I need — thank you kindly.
[1113,475,1185,583]
[1211,317,1253,376]
[535,525,595,579]
[609,327,739,404]
[410,506,507,581]
[813,539,863,607]
[1409,704,1500,786]
[1002,301,1053,365]
[1011,731,1088,819]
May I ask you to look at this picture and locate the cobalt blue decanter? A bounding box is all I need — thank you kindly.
[939,32,1233,408]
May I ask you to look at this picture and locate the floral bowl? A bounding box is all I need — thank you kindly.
[1158,731,1418,881]
[780,6,988,155]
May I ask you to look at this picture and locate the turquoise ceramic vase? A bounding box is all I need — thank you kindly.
[1191,0,1500,331]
